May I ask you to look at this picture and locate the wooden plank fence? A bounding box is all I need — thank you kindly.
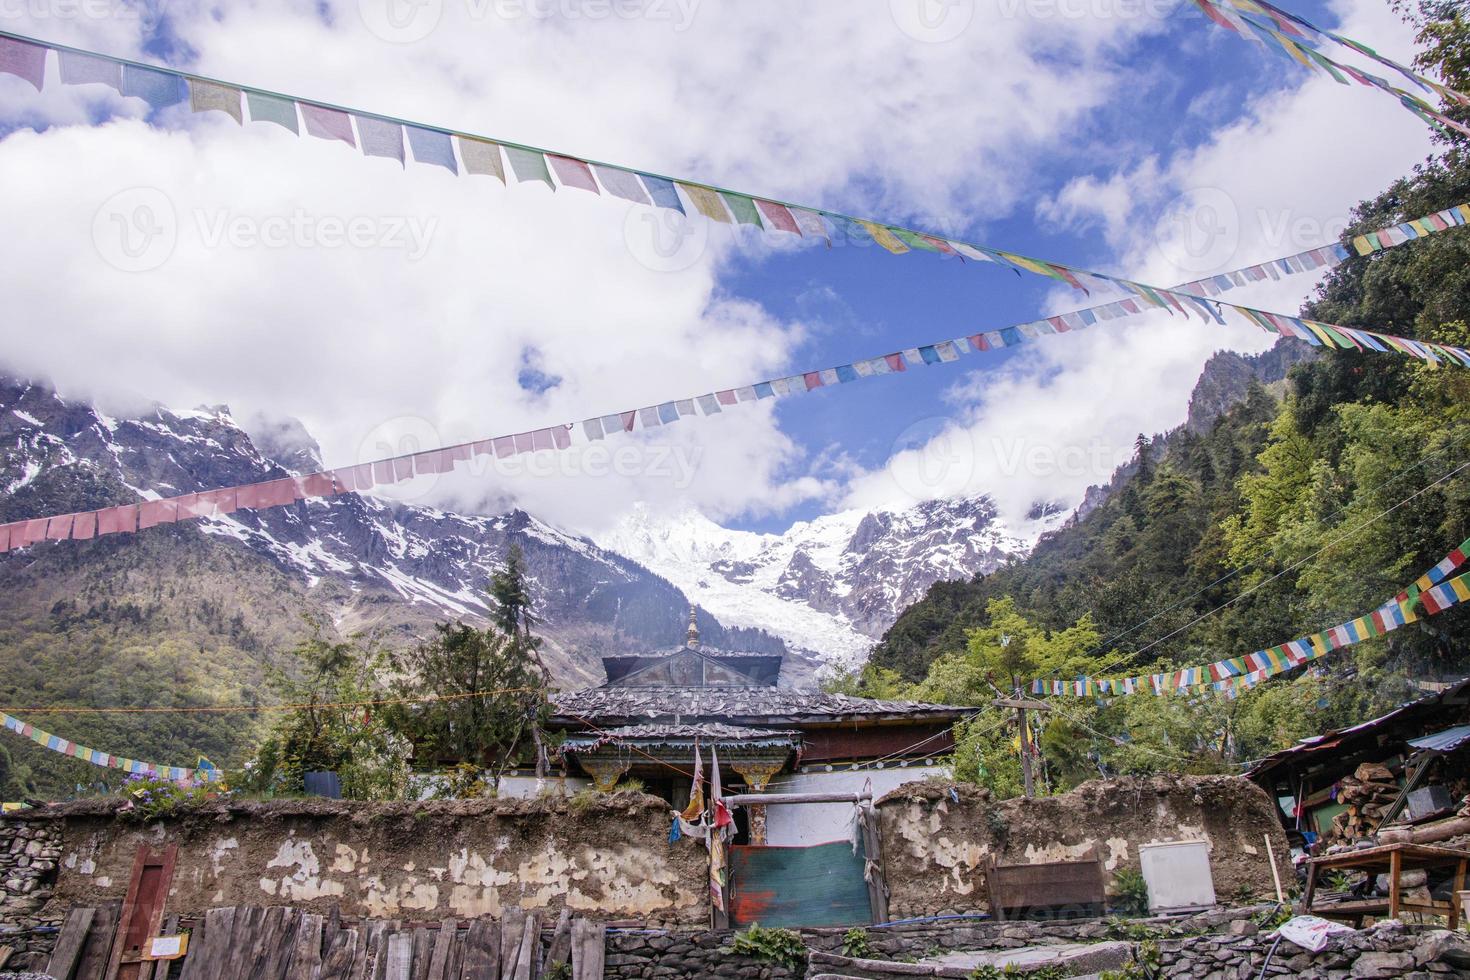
[42,904,602,980]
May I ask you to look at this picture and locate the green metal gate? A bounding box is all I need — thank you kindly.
[727,841,873,928]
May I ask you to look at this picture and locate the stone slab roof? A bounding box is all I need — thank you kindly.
[552,686,971,726]
[563,722,800,752]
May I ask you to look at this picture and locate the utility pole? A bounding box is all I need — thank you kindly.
[991,632,1047,799]
[991,694,1050,797]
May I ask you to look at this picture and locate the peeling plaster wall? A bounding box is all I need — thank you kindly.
[875,776,1291,919]
[22,794,706,926]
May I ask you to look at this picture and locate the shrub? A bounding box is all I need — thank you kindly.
[729,923,806,972]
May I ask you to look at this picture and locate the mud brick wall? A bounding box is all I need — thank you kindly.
[5,793,707,927]
[0,816,63,965]
[876,775,1291,919]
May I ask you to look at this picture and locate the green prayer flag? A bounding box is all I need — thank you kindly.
[505,147,554,188]
[246,91,299,133]
[720,192,764,228]
[893,229,942,252]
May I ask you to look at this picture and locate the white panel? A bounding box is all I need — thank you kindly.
[1139,840,1216,912]
[761,766,952,847]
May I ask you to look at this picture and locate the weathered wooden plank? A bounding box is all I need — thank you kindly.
[459,919,499,980]
[320,926,360,980]
[267,907,304,979]
[284,912,324,980]
[348,920,371,980]
[356,919,388,980]
[442,925,464,980]
[497,912,523,977]
[75,901,122,980]
[382,933,413,980]
[248,906,287,978]
[47,906,97,980]
[424,919,455,980]
[371,921,403,980]
[181,906,233,980]
[409,927,433,980]
[224,906,267,980]
[569,920,604,980]
[511,913,538,980]
[543,909,571,973]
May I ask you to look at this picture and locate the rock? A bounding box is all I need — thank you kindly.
[1229,919,1259,936]
[1351,951,1417,977]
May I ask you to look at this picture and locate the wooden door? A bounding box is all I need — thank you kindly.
[105,843,177,980]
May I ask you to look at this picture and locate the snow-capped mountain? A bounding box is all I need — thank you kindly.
[597,497,1034,671]
[0,375,786,688]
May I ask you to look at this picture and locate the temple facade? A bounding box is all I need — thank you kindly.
[550,610,968,845]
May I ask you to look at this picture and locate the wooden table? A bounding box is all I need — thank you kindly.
[1302,842,1469,928]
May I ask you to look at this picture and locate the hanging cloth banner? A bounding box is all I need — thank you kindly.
[0,710,222,782]
[0,28,1443,342]
[1,203,1468,556]
[1189,0,1470,140]
[1030,535,1470,698]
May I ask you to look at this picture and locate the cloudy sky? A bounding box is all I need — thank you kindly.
[0,0,1437,534]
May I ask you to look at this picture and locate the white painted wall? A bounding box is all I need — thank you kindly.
[761,764,952,847]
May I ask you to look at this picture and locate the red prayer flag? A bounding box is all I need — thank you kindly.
[803,372,823,390]
[513,432,535,454]
[715,390,738,405]
[471,440,495,457]
[206,488,238,514]
[968,334,989,351]
[262,478,297,506]
[754,200,800,234]
[19,518,47,545]
[532,429,554,452]
[392,457,414,482]
[412,450,448,475]
[884,353,907,372]
[493,436,516,458]
[46,514,74,540]
[0,522,11,552]
[300,103,356,146]
[548,155,599,193]
[446,444,472,463]
[1047,316,1069,333]
[619,411,636,432]
[372,460,395,485]
[73,512,97,540]
[138,499,178,529]
[297,472,337,497]
[553,426,571,450]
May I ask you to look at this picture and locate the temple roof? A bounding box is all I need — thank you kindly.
[552,686,971,726]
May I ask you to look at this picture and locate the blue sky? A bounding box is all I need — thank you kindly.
[0,0,1436,535]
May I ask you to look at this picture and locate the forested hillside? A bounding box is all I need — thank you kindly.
[848,0,1470,797]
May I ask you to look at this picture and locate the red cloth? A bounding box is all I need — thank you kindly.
[138,499,178,529]
[532,429,554,452]
[296,472,336,497]
[261,479,296,507]
[205,488,237,514]
[447,445,472,463]
[372,460,395,485]
[412,450,447,475]
[234,483,265,510]
[884,353,907,372]
[620,411,636,432]
[553,426,571,450]
[46,514,75,540]
[548,155,599,193]
[72,512,97,540]
[20,518,48,545]
[392,457,414,482]
[513,432,535,454]
[754,200,800,234]
[969,334,989,351]
[471,440,495,457]
[96,505,134,535]
[493,436,516,458]
[0,522,11,551]
[1047,316,1069,333]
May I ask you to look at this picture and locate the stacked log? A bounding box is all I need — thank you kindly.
[1326,763,1400,844]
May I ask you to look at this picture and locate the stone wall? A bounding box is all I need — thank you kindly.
[0,817,62,965]
[877,776,1291,919]
[4,792,706,928]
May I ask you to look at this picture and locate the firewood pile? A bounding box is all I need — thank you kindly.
[1326,762,1399,844]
